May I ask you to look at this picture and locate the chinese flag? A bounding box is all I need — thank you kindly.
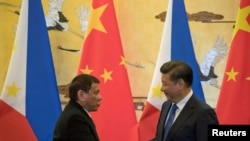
[77,0,138,141]
[216,0,250,124]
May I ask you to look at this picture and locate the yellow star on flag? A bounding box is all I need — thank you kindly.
[226,67,239,81]
[100,68,113,83]
[13,45,17,51]
[81,65,93,74]
[6,82,21,98]
[246,76,250,80]
[119,56,126,67]
[85,4,108,37]
[151,82,163,99]
[233,5,250,37]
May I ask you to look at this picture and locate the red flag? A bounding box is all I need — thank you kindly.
[216,0,250,124]
[78,0,138,140]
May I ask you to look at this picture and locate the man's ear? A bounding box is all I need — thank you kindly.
[177,79,185,88]
[77,90,86,101]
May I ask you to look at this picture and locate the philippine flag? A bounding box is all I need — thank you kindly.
[0,0,62,140]
[138,0,205,141]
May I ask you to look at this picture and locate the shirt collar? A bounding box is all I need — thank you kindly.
[176,89,193,110]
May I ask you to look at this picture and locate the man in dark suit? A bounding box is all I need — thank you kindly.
[151,60,218,141]
[53,74,102,141]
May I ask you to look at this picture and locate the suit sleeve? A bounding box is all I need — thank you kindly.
[196,108,219,141]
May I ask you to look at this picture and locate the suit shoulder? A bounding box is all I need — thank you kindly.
[189,95,214,110]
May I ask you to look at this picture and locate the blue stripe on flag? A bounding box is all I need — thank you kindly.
[171,0,205,101]
[26,0,62,140]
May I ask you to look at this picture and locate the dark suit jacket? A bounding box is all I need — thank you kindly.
[151,94,218,141]
[53,100,99,141]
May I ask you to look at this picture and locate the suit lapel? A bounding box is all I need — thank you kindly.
[162,102,172,126]
[158,101,172,140]
[167,94,197,139]
[72,101,100,141]
[82,110,100,141]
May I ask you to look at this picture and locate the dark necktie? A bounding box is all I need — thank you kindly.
[163,103,178,141]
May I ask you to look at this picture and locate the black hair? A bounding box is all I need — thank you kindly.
[160,60,193,87]
[69,74,100,100]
